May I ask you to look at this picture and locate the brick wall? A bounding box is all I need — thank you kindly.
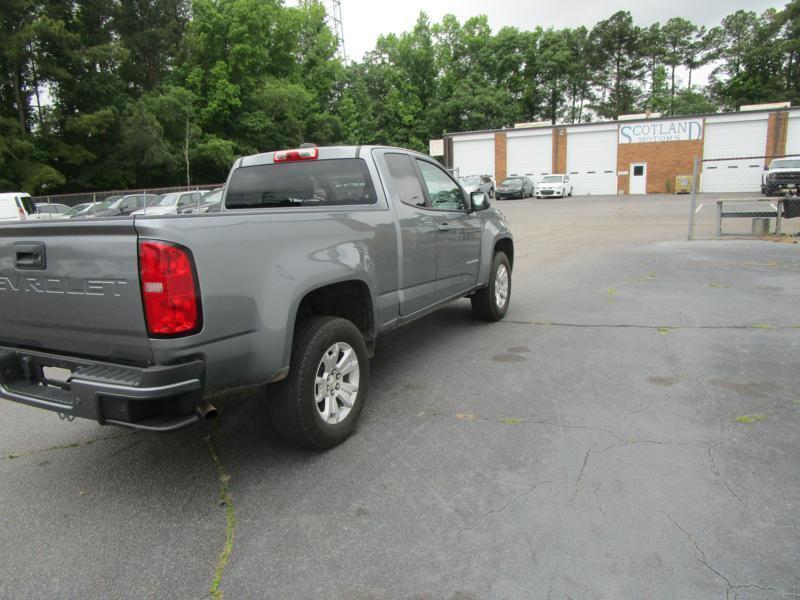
[552,128,567,173]
[764,111,789,166]
[494,132,507,183]
[617,137,704,194]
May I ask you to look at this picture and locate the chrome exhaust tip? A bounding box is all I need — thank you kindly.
[197,399,219,420]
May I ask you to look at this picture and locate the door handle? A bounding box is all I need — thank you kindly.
[14,242,46,270]
[437,223,451,232]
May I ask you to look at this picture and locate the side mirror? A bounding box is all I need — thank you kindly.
[471,191,489,211]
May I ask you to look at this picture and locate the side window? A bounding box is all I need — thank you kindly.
[384,153,428,208]
[178,194,192,206]
[121,196,137,211]
[416,160,467,211]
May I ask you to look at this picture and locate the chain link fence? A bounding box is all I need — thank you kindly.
[688,154,800,239]
[31,183,224,208]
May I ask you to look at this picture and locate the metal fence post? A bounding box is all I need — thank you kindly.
[687,156,700,240]
[716,201,723,238]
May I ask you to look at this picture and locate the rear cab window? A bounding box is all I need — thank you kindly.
[226,159,377,209]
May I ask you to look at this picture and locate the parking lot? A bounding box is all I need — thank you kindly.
[1,194,799,599]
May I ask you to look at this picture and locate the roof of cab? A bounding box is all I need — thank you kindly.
[236,145,433,169]
[0,192,30,200]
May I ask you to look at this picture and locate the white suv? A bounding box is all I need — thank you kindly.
[0,192,36,222]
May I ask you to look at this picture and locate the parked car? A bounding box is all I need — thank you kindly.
[90,193,160,217]
[0,192,36,222]
[762,158,800,196]
[132,191,205,216]
[459,175,495,198]
[496,176,534,199]
[63,203,95,218]
[535,174,573,198]
[0,145,514,449]
[178,188,223,214]
[34,203,71,220]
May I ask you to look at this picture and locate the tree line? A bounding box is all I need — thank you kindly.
[2,0,798,194]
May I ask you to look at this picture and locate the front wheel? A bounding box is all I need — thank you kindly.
[268,316,369,449]
[471,251,511,321]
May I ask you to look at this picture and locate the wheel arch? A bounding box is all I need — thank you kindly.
[285,278,377,366]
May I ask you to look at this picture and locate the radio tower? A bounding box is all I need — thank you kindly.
[328,0,348,64]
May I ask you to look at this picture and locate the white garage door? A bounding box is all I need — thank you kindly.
[566,126,618,195]
[452,135,494,179]
[700,116,768,193]
[507,131,552,179]
[787,112,800,156]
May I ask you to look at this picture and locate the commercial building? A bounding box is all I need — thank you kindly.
[440,103,800,195]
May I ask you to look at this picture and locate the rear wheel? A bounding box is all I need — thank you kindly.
[268,316,369,449]
[471,251,511,321]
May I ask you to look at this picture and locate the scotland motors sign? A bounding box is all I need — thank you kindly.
[618,118,703,144]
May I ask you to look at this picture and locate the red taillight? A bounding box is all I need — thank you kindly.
[138,240,202,337]
[274,147,318,162]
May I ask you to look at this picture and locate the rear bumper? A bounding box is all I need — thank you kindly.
[0,346,204,432]
[496,191,522,199]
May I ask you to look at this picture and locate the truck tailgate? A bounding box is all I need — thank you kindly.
[0,220,153,365]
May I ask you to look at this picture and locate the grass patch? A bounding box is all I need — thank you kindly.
[750,324,774,329]
[208,424,236,600]
[503,418,521,425]
[709,283,729,288]
[657,327,670,335]
[606,288,616,304]
[735,414,766,424]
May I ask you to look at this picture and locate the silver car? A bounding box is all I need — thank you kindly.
[460,175,495,198]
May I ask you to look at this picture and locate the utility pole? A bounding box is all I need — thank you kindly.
[295,0,348,64]
[328,0,347,64]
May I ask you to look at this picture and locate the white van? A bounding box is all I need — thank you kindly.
[0,192,36,222]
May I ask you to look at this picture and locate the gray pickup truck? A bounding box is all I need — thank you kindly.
[0,146,513,448]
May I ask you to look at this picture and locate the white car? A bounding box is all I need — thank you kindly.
[535,174,573,198]
[34,203,71,220]
[0,192,36,222]
[131,191,205,216]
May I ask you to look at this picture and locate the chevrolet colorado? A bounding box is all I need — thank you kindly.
[0,146,513,448]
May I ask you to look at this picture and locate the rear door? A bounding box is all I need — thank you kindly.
[414,158,482,300]
[0,221,153,365]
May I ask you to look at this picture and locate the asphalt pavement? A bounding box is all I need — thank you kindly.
[1,195,799,599]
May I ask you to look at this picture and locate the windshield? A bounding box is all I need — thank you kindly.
[226,158,377,209]
[772,159,800,169]
[542,176,563,183]
[460,176,480,185]
[155,193,180,207]
[501,178,523,186]
[64,204,89,217]
[17,196,36,214]
[202,189,223,204]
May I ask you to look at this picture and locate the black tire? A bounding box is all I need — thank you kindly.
[268,316,369,449]
[489,188,495,198]
[471,251,511,321]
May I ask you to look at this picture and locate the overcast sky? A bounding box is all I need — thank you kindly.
[337,0,782,84]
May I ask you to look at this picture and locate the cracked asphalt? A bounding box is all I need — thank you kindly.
[1,194,799,599]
